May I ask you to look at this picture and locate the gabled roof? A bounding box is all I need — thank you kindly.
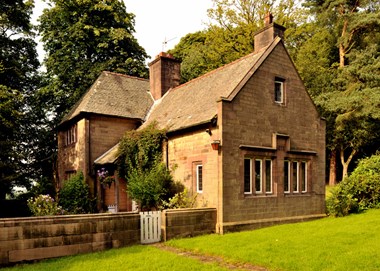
[60,71,153,126]
[142,38,281,132]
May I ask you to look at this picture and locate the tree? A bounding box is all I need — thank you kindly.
[38,0,149,121]
[170,0,306,82]
[303,0,380,182]
[0,0,40,198]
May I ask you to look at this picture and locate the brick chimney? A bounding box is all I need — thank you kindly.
[254,13,286,52]
[148,52,181,100]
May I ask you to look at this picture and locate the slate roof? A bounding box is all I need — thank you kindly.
[142,38,279,132]
[60,71,153,126]
[93,38,281,165]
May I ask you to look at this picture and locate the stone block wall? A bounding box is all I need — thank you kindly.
[162,208,217,241]
[0,213,140,266]
[0,208,217,266]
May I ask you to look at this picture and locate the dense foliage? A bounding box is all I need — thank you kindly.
[118,123,181,210]
[0,0,40,198]
[58,172,95,214]
[327,154,380,216]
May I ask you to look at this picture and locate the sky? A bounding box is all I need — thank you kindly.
[32,0,214,63]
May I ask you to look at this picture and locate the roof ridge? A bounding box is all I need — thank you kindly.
[102,71,149,82]
[166,49,264,93]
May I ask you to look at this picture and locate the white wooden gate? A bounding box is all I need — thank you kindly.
[140,211,161,244]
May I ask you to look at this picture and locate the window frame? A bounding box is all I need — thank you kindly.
[300,161,307,193]
[244,157,273,196]
[65,124,77,146]
[255,159,263,194]
[274,77,285,104]
[265,159,272,194]
[196,164,203,193]
[284,159,309,195]
[244,158,252,194]
[284,160,290,193]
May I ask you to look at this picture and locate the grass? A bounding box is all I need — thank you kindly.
[4,209,380,271]
[167,209,380,271]
[2,245,229,271]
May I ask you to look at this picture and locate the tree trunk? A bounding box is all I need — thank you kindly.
[340,148,357,179]
[329,150,337,186]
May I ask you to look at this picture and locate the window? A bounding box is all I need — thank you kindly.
[265,160,272,194]
[65,124,77,146]
[244,159,252,194]
[300,162,307,192]
[255,159,262,193]
[284,161,290,193]
[292,161,299,193]
[275,77,285,104]
[244,158,272,195]
[284,160,308,194]
[196,165,203,193]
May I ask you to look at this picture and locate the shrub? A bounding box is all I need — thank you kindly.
[327,153,380,216]
[162,188,197,209]
[127,161,177,210]
[58,171,95,214]
[27,194,64,216]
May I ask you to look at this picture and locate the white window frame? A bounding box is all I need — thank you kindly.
[275,78,284,104]
[301,161,308,193]
[255,159,263,194]
[265,159,273,194]
[292,161,299,193]
[284,160,290,193]
[244,158,252,194]
[196,164,203,193]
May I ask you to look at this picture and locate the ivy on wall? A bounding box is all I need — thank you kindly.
[117,122,182,210]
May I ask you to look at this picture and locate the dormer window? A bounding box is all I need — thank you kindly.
[275,77,285,104]
[65,124,77,146]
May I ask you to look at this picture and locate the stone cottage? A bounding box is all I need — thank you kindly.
[57,16,326,233]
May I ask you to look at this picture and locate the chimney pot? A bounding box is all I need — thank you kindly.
[264,12,273,26]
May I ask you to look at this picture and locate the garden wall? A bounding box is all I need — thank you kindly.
[0,212,140,266]
[0,208,217,266]
[162,208,217,241]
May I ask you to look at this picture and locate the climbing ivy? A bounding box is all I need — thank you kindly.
[117,123,181,210]
[117,122,167,179]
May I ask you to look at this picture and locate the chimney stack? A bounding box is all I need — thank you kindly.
[254,13,286,52]
[148,52,181,100]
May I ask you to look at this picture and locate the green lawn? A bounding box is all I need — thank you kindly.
[4,209,380,271]
[168,209,380,271]
[2,245,229,271]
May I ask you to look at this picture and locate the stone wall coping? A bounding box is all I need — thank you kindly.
[163,208,217,214]
[0,212,139,227]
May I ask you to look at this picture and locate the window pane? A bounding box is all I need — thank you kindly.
[301,162,307,192]
[244,159,252,194]
[255,160,262,193]
[284,161,289,192]
[275,81,283,103]
[292,161,298,192]
[265,160,272,193]
[197,165,203,193]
